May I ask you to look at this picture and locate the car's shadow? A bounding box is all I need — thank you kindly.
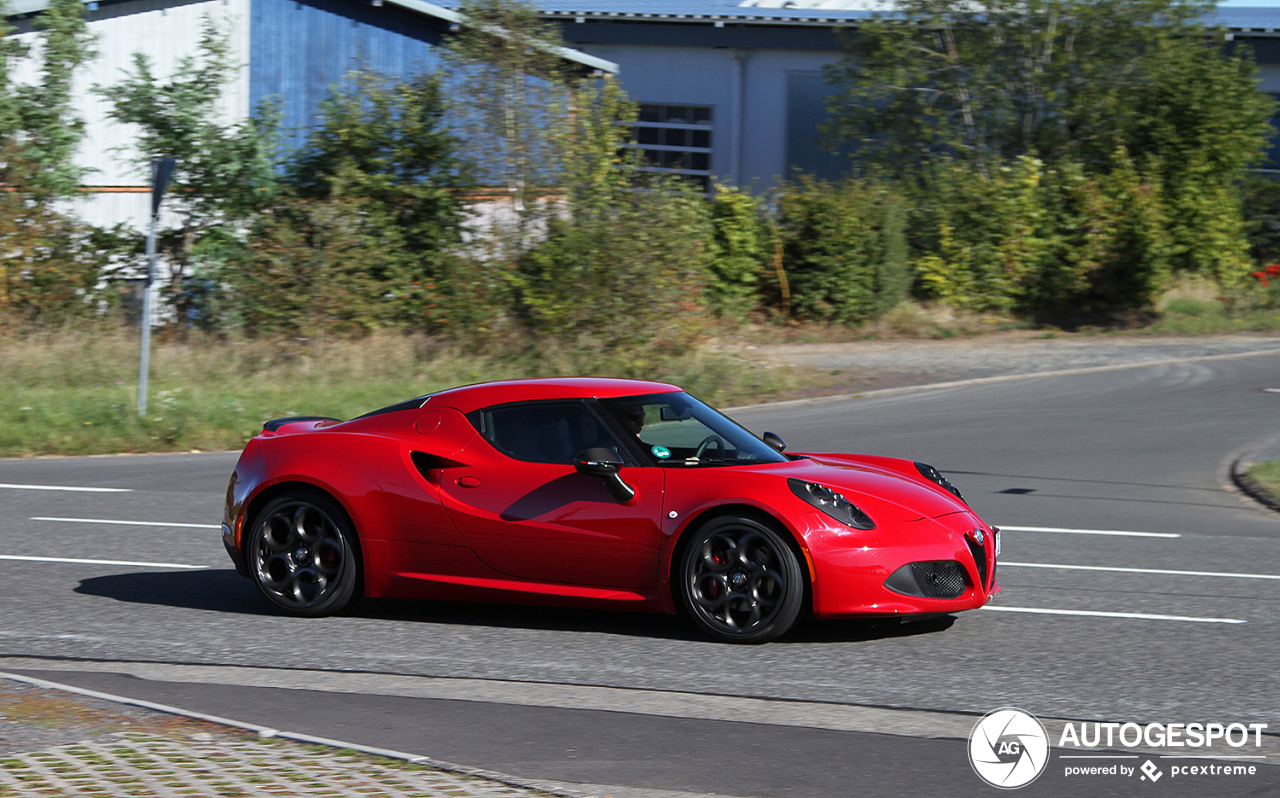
[76,571,957,644]
[353,599,956,644]
[76,570,274,615]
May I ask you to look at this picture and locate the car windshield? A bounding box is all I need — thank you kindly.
[600,392,787,466]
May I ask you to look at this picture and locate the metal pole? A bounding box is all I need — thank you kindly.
[138,210,157,417]
[137,157,175,418]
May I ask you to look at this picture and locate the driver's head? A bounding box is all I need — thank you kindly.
[618,406,645,437]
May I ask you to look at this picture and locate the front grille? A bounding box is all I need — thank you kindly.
[966,537,988,589]
[909,561,967,599]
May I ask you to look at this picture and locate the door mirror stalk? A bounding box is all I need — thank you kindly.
[574,447,636,503]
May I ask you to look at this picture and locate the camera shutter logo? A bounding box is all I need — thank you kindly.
[968,708,1051,789]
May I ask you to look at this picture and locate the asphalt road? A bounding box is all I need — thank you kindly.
[2,353,1279,797]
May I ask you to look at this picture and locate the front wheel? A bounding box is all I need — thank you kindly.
[677,516,804,643]
[247,493,360,617]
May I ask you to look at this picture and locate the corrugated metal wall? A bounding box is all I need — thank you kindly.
[251,0,447,150]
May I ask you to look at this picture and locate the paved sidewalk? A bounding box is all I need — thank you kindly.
[0,679,551,798]
[0,733,541,798]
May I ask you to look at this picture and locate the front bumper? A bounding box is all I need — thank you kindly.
[801,511,999,619]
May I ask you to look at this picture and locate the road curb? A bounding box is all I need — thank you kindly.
[1228,430,1280,515]
[0,671,598,798]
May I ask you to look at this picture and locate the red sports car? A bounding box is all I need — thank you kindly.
[222,378,999,643]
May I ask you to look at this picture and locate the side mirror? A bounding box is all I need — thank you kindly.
[574,447,635,503]
[763,432,788,453]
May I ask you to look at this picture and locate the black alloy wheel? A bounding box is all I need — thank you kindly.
[247,493,360,617]
[678,515,804,643]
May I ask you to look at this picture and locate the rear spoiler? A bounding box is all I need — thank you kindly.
[262,416,341,433]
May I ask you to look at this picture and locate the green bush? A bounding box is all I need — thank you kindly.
[913,157,1051,313]
[775,176,911,323]
[1030,151,1171,317]
[1241,173,1280,267]
[707,186,770,319]
[235,197,410,338]
[1126,38,1270,284]
[912,154,1172,319]
[0,157,125,329]
[513,179,715,360]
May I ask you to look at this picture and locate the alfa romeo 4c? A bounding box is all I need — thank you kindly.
[222,378,999,642]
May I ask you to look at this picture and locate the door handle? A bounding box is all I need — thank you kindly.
[456,476,481,488]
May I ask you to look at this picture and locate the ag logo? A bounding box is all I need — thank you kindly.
[968,707,1050,789]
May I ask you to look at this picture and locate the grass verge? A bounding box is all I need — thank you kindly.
[0,328,798,457]
[1247,460,1280,502]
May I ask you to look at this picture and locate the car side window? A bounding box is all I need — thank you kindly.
[473,401,624,464]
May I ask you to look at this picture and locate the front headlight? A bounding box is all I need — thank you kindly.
[915,461,964,502]
[788,478,875,529]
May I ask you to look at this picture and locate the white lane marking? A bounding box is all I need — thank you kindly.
[980,606,1245,623]
[1001,561,1280,580]
[0,554,206,570]
[0,483,131,493]
[30,516,220,530]
[998,525,1179,538]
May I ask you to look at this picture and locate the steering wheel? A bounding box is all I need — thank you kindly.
[694,434,726,460]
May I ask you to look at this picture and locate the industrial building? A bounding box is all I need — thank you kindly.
[7,0,1280,230]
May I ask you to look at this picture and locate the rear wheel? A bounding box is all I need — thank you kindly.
[247,493,359,617]
[677,515,804,643]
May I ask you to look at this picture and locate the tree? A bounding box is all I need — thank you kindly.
[823,0,1223,177]
[444,0,574,212]
[15,0,96,199]
[825,0,1274,297]
[551,75,637,223]
[0,0,110,328]
[286,66,469,263]
[511,76,714,357]
[1125,36,1274,280]
[776,176,911,323]
[259,66,479,336]
[0,0,96,200]
[95,14,282,322]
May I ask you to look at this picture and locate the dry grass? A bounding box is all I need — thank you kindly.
[0,327,797,457]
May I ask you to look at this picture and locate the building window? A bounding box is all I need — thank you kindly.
[630,104,713,192]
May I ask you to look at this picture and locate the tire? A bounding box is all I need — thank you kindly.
[246,492,360,617]
[677,515,805,643]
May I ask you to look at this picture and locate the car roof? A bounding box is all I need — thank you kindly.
[425,377,682,413]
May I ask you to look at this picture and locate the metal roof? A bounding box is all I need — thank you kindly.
[476,0,880,26]
[494,1,1280,34]
[10,0,1280,44]
[1212,7,1280,32]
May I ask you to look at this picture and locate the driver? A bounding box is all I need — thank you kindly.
[616,406,646,442]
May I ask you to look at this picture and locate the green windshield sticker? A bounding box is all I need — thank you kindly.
[651,445,672,460]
